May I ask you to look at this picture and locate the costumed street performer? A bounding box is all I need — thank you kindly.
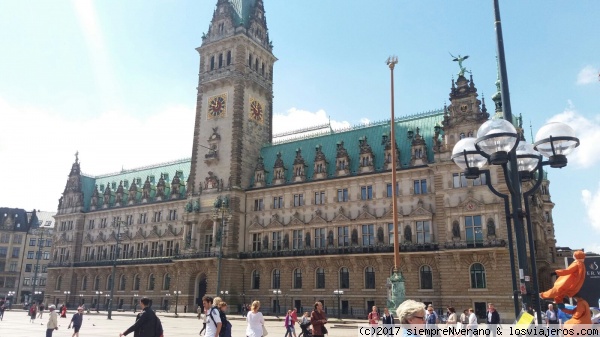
[561,294,592,337]
[540,250,586,303]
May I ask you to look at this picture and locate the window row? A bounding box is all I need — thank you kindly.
[86,209,178,230]
[26,250,51,260]
[24,264,48,273]
[0,233,23,244]
[82,241,179,261]
[23,277,47,286]
[249,263,487,290]
[68,273,174,292]
[209,50,232,71]
[28,238,52,247]
[252,181,427,211]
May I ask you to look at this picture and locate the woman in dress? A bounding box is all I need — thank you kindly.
[310,301,327,337]
[246,300,265,337]
[60,303,67,318]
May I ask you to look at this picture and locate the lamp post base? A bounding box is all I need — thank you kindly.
[386,271,406,311]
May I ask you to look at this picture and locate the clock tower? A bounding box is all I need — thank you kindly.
[188,0,276,195]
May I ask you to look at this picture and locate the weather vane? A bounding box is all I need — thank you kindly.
[449,53,469,77]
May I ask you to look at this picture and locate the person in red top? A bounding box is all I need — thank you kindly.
[368,306,380,326]
[290,308,299,337]
[310,301,328,337]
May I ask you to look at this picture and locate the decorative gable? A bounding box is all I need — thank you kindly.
[358,136,375,173]
[171,171,182,199]
[292,148,307,182]
[156,174,166,201]
[356,204,377,220]
[409,199,434,218]
[335,141,350,176]
[266,213,284,229]
[128,180,138,205]
[408,127,428,167]
[254,155,267,188]
[381,133,400,171]
[272,152,286,185]
[248,216,264,232]
[309,209,328,225]
[313,145,328,180]
[331,206,351,223]
[459,196,483,212]
[141,176,152,203]
[288,212,305,226]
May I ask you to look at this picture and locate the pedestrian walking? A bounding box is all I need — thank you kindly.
[0,301,5,321]
[198,306,207,336]
[119,297,163,337]
[60,303,68,318]
[38,303,45,319]
[245,300,265,337]
[203,296,221,337]
[285,309,294,337]
[68,306,84,337]
[310,301,328,337]
[29,302,38,323]
[486,303,500,337]
[46,305,59,337]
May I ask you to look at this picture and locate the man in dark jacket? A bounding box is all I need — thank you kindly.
[120,298,163,337]
[486,303,500,337]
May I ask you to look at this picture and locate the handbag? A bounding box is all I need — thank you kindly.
[262,324,268,336]
[322,326,328,334]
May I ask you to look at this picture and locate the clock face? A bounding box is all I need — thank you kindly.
[249,98,264,123]
[208,94,227,119]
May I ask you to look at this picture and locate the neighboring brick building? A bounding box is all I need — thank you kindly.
[47,0,559,319]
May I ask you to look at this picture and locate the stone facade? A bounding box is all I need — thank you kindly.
[47,0,560,321]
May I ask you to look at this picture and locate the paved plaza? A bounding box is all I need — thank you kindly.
[0,310,357,337]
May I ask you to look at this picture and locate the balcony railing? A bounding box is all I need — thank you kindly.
[239,243,440,259]
[443,239,506,249]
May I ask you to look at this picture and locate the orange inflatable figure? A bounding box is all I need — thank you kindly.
[562,295,592,337]
[540,250,586,303]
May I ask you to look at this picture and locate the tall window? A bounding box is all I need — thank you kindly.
[226,51,231,65]
[148,274,155,290]
[88,219,95,229]
[337,188,348,202]
[252,234,261,252]
[361,186,373,200]
[272,232,282,251]
[470,263,486,288]
[136,243,144,258]
[94,276,100,290]
[362,224,374,246]
[386,183,400,197]
[293,194,304,207]
[254,199,264,211]
[168,209,177,221]
[163,274,171,290]
[453,173,468,188]
[210,55,215,70]
[273,196,283,209]
[314,191,326,205]
[416,221,431,244]
[292,230,303,250]
[120,275,126,291]
[272,269,280,289]
[337,226,349,247]
[204,235,213,252]
[365,267,376,289]
[420,265,433,289]
[122,244,130,259]
[133,274,140,291]
[387,223,396,244]
[316,268,325,289]
[414,179,427,194]
[165,241,173,256]
[82,276,88,291]
[293,269,302,289]
[472,173,487,186]
[465,216,483,247]
[252,270,260,289]
[151,242,158,257]
[339,267,350,289]
[314,228,326,248]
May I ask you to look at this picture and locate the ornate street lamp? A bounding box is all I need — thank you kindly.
[133,293,139,312]
[213,196,232,296]
[79,293,84,305]
[63,291,71,307]
[95,291,103,312]
[333,289,344,320]
[107,219,128,320]
[272,289,281,316]
[174,290,182,316]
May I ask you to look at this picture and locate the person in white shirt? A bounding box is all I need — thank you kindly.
[246,300,265,337]
[46,305,59,337]
[467,308,478,337]
[203,296,221,337]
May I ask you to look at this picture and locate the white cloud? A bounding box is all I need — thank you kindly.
[0,96,194,212]
[576,65,598,85]
[272,108,351,141]
[360,118,370,125]
[581,185,600,233]
[548,103,600,169]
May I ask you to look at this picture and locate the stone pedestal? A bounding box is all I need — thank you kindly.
[386,270,406,311]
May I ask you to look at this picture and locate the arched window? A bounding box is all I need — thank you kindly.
[82,276,88,291]
[148,274,155,291]
[56,275,62,290]
[226,51,231,66]
[470,263,486,289]
[272,269,280,289]
[293,269,302,289]
[119,275,126,291]
[252,270,260,289]
[133,274,140,291]
[419,265,433,289]
[94,276,100,291]
[339,267,350,289]
[364,267,375,289]
[315,268,325,289]
[163,274,171,290]
[106,275,113,290]
[210,56,215,71]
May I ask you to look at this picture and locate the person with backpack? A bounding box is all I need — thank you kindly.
[217,301,232,337]
[119,297,163,337]
[368,306,380,326]
[203,296,222,337]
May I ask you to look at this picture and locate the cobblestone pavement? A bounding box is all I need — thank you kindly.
[0,310,357,337]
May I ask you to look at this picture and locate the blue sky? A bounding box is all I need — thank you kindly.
[0,1,598,253]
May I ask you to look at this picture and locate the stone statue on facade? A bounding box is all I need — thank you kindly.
[450,53,469,77]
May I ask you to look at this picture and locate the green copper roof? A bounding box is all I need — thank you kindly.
[81,158,191,212]
[256,109,444,186]
[229,0,256,27]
